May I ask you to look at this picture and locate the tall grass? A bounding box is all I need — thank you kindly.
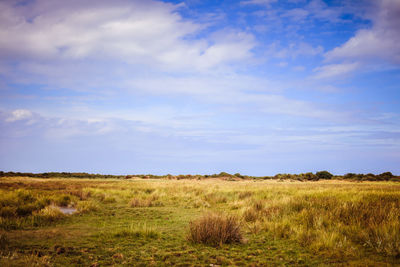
[259,193,400,257]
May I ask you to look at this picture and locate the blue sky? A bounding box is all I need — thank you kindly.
[0,0,399,175]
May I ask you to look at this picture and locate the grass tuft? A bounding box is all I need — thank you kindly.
[76,200,99,213]
[188,212,242,246]
[111,223,160,239]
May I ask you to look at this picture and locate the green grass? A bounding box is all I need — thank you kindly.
[0,177,399,266]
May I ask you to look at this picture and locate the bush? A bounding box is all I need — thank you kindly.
[188,212,242,246]
[301,172,319,181]
[378,172,394,181]
[316,171,333,180]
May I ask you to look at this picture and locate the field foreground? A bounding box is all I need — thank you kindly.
[0,177,399,266]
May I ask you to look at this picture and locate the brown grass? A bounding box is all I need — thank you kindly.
[188,212,242,246]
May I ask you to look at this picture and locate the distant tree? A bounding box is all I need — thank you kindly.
[300,172,319,181]
[343,173,357,179]
[316,171,333,180]
[378,172,394,181]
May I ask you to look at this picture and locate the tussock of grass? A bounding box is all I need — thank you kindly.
[238,191,253,200]
[30,206,65,227]
[243,207,259,222]
[36,206,65,221]
[188,212,242,246]
[0,231,8,250]
[128,195,162,207]
[203,192,228,204]
[52,195,71,207]
[76,200,99,213]
[111,223,159,239]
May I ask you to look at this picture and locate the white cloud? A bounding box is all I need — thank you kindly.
[0,0,255,72]
[6,109,33,122]
[325,0,400,65]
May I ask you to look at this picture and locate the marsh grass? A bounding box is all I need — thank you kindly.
[261,192,400,257]
[1,177,400,265]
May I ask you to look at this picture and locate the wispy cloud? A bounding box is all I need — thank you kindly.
[312,62,359,79]
[240,0,277,6]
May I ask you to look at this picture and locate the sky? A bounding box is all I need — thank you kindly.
[0,0,399,175]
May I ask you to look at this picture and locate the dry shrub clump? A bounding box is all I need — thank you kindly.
[188,212,242,246]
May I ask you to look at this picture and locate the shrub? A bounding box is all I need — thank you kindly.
[316,171,333,180]
[301,172,319,181]
[188,212,242,246]
[378,172,394,181]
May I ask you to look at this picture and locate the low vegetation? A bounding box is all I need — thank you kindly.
[1,170,398,181]
[0,176,399,265]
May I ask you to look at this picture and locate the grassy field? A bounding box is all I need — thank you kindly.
[0,176,399,266]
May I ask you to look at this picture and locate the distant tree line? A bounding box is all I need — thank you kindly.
[0,171,398,182]
[0,172,125,179]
